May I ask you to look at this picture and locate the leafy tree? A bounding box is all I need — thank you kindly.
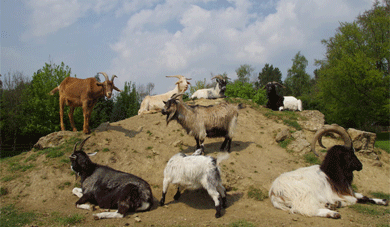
[283,52,311,97]
[255,64,283,89]
[316,0,390,128]
[235,64,254,84]
[225,81,267,105]
[111,81,140,122]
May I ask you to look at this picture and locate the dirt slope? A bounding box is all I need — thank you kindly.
[1,99,389,226]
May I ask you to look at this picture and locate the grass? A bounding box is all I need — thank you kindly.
[371,192,390,200]
[228,219,256,227]
[278,138,293,149]
[349,204,390,216]
[375,132,389,153]
[0,187,8,196]
[0,204,37,227]
[50,212,85,226]
[304,153,321,165]
[247,186,268,201]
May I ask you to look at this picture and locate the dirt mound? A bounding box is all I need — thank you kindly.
[1,99,389,226]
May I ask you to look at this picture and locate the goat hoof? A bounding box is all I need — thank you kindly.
[215,212,222,218]
[159,200,165,206]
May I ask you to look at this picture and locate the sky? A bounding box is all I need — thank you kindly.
[1,0,375,94]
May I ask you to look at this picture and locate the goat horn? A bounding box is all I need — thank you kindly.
[78,136,91,151]
[166,75,184,79]
[311,124,352,156]
[170,93,184,100]
[98,72,110,81]
[272,81,286,88]
[111,75,117,82]
[73,142,80,153]
[211,75,224,80]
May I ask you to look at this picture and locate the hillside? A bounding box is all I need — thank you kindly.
[1,98,389,227]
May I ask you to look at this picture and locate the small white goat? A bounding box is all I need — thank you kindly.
[138,75,191,115]
[159,149,229,218]
[191,75,228,99]
[280,96,302,111]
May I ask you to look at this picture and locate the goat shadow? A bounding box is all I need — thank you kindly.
[95,124,143,138]
[180,141,253,155]
[162,188,244,215]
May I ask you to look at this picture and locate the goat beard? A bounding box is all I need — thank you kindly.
[165,111,176,125]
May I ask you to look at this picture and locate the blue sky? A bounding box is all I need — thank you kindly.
[1,0,375,94]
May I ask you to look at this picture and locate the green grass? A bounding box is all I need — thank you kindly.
[228,219,256,227]
[247,186,268,201]
[278,138,293,149]
[375,132,389,153]
[371,192,390,200]
[51,212,85,225]
[0,204,37,227]
[0,187,8,196]
[349,204,390,216]
[304,153,321,165]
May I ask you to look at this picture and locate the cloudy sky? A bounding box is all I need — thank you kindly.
[1,0,375,94]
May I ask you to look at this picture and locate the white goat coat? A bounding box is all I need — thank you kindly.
[269,165,358,217]
[282,96,302,111]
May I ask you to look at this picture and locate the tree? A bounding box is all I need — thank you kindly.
[235,64,254,84]
[255,64,282,89]
[111,81,140,122]
[283,52,311,97]
[316,0,390,128]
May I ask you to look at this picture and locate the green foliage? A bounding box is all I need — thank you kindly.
[278,138,293,149]
[283,119,302,130]
[235,64,254,84]
[375,132,390,153]
[110,81,140,122]
[0,204,37,227]
[316,2,390,129]
[304,153,321,165]
[247,186,268,201]
[255,63,282,89]
[225,81,267,105]
[284,51,312,97]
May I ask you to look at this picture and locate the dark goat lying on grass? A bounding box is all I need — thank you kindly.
[70,137,153,219]
[269,124,388,219]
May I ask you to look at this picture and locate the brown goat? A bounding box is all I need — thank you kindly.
[50,72,121,134]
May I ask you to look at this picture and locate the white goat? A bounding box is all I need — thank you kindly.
[138,75,191,115]
[280,96,302,111]
[269,125,388,219]
[191,75,228,99]
[159,149,229,218]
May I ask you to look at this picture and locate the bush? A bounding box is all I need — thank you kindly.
[225,81,267,105]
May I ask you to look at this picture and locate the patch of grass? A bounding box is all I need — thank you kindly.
[375,132,389,153]
[283,119,302,130]
[0,204,37,227]
[228,219,256,227]
[371,192,390,200]
[1,175,18,182]
[278,138,293,149]
[146,146,153,150]
[146,130,153,136]
[0,187,8,196]
[102,148,110,152]
[7,162,35,172]
[247,186,268,201]
[349,204,390,216]
[24,153,39,162]
[51,212,85,226]
[304,153,321,165]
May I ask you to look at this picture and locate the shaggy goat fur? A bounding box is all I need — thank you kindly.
[70,137,153,219]
[162,93,241,152]
[159,149,229,218]
[269,125,388,219]
[138,75,191,115]
[281,96,303,111]
[50,72,121,134]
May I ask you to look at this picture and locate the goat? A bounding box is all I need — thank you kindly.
[50,72,121,134]
[162,93,241,153]
[159,149,229,218]
[264,81,285,111]
[190,75,228,99]
[269,124,388,219]
[138,75,191,115]
[69,137,154,219]
[280,96,302,111]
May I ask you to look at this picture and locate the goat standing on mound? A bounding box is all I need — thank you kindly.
[269,124,388,219]
[70,137,153,219]
[162,93,241,153]
[50,72,121,134]
[159,149,229,218]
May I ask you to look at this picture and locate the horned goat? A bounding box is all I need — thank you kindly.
[50,72,121,134]
[162,93,241,153]
[269,124,388,219]
[280,96,303,111]
[191,75,228,99]
[264,81,285,111]
[70,137,153,219]
[159,149,229,218]
[138,75,191,115]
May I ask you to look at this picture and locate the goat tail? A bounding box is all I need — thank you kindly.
[49,86,59,95]
[216,152,229,166]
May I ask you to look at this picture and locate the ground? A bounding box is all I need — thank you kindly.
[1,98,389,227]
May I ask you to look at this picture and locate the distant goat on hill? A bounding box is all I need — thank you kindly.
[191,75,228,99]
[50,72,121,134]
[264,81,285,111]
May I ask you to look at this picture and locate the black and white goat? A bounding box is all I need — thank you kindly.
[191,75,228,99]
[159,149,229,218]
[269,125,388,219]
[70,137,154,219]
[162,93,241,153]
[264,81,285,111]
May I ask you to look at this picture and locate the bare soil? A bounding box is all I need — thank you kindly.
[1,99,389,227]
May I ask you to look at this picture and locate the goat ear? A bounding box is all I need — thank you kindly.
[187,81,191,85]
[163,101,167,104]
[113,86,122,92]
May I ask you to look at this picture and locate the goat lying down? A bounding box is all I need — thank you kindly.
[264,81,285,111]
[269,125,388,219]
[191,75,228,99]
[160,149,229,218]
[70,137,153,219]
[162,93,241,153]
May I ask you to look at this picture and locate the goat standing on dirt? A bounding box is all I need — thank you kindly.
[162,93,241,153]
[50,72,121,134]
[269,124,388,219]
